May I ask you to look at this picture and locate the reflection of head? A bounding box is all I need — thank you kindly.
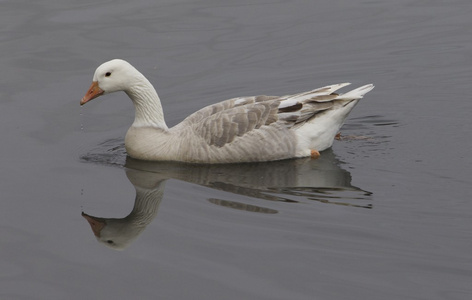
[82,179,166,250]
[82,213,144,250]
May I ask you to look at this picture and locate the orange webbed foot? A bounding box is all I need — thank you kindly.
[310,149,320,159]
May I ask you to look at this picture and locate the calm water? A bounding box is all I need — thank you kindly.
[1,0,471,299]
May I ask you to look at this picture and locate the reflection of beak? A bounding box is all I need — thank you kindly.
[82,212,106,237]
[80,81,104,105]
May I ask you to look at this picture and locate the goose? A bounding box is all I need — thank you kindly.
[80,59,374,163]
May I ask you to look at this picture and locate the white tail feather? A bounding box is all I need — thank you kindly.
[337,84,374,100]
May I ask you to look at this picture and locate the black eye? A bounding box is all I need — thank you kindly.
[106,240,114,244]
[105,72,111,77]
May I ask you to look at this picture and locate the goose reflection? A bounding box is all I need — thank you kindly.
[82,170,165,250]
[82,149,371,250]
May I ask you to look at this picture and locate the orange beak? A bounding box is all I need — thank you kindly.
[82,212,106,237]
[80,81,104,105]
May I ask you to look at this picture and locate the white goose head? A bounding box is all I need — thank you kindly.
[81,59,167,129]
[80,59,143,105]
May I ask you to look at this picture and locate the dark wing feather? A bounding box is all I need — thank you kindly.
[175,95,280,129]
[174,86,348,148]
[190,100,281,147]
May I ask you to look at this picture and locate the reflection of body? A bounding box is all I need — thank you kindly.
[82,150,371,250]
[81,59,374,163]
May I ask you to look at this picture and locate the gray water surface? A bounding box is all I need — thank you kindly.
[1,0,471,299]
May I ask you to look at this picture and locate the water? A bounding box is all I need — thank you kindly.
[1,0,471,299]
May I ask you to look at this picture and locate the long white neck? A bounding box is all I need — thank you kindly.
[125,75,168,130]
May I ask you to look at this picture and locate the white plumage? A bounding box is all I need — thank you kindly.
[81,59,374,163]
